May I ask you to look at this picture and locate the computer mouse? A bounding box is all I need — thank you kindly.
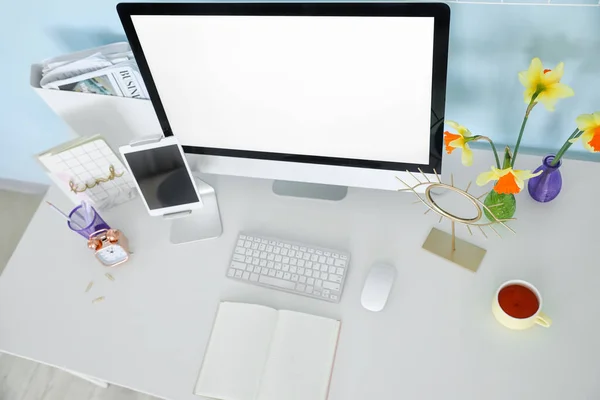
[361,263,396,312]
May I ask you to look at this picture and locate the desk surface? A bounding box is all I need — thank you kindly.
[1,150,599,400]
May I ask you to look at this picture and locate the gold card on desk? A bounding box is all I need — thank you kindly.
[37,135,137,210]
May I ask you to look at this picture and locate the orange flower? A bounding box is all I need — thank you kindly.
[572,112,600,152]
[476,167,541,195]
[444,121,473,166]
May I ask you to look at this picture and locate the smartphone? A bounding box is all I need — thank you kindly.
[119,136,203,216]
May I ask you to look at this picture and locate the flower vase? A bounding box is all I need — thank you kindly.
[484,190,516,221]
[527,155,562,203]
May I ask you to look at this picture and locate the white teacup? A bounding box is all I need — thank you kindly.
[492,280,552,330]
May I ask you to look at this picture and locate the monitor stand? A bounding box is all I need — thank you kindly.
[272,180,348,201]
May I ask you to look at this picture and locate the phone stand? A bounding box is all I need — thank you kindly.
[128,135,222,244]
[165,175,222,244]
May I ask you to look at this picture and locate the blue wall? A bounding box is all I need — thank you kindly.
[1,1,599,184]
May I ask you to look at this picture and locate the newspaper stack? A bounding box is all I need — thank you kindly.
[39,42,149,99]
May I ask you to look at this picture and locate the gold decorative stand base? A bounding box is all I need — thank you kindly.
[422,227,486,272]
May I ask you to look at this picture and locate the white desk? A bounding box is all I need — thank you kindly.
[1,150,599,400]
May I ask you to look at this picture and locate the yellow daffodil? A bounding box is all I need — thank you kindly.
[476,167,541,195]
[518,57,574,111]
[572,112,600,152]
[444,120,473,166]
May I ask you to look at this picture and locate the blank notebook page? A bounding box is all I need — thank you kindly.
[194,303,278,400]
[257,310,341,400]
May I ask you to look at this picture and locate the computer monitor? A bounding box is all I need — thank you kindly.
[118,3,450,196]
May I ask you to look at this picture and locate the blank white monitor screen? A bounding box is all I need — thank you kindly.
[131,15,435,166]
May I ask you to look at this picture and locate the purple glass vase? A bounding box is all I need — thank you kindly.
[527,155,562,203]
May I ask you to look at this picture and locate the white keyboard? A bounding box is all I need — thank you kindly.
[226,233,350,303]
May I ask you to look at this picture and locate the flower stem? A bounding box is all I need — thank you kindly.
[511,92,540,168]
[476,136,501,169]
[550,128,582,166]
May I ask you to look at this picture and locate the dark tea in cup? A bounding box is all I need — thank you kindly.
[498,284,540,319]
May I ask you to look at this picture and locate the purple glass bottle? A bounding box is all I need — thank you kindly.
[527,155,562,203]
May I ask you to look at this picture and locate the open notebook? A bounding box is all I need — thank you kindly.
[195,302,341,400]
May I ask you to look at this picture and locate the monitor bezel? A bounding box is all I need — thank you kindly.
[118,2,450,174]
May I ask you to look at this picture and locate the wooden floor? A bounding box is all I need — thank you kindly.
[0,190,158,400]
[0,353,158,400]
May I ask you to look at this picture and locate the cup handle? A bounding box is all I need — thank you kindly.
[535,312,552,328]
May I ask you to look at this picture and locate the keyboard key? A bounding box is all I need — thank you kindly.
[260,252,267,259]
[252,242,259,250]
[250,273,259,282]
[268,270,276,277]
[311,254,318,262]
[316,250,323,255]
[259,244,266,251]
[234,247,245,255]
[298,267,305,275]
[308,248,315,253]
[290,266,297,273]
[275,263,282,270]
[307,277,315,285]
[303,253,311,260]
[237,239,245,247]
[322,289,330,296]
[233,254,245,262]
[292,245,299,250]
[227,269,235,277]
[290,258,297,266]
[299,276,307,283]
[284,244,291,249]
[277,242,284,247]
[330,294,338,301]
[246,249,253,256]
[320,272,328,280]
[266,245,273,252]
[245,256,253,264]
[315,279,323,287]
[329,266,337,274]
[260,260,267,267]
[321,264,328,272]
[283,272,291,280]
[267,254,275,261]
[234,269,243,278]
[252,258,260,266]
[296,283,306,292]
[282,264,290,272]
[254,237,261,242]
[324,251,331,256]
[244,241,252,248]
[259,275,296,290]
[329,274,342,283]
[261,267,269,274]
[245,235,253,241]
[253,250,260,257]
[239,234,247,239]
[334,259,347,267]
[340,254,348,260]
[306,261,313,269]
[327,257,334,265]
[296,251,304,259]
[275,255,282,262]
[298,260,305,267]
[323,281,341,291]
[289,250,296,257]
[276,271,283,278]
[313,263,321,271]
[274,247,281,254]
[332,253,339,259]
[242,271,250,280]
[254,266,261,273]
[267,261,274,268]
[282,257,290,264]
[336,267,344,275]
[291,274,299,282]
[246,265,254,272]
[306,270,313,277]
[306,286,314,294]
[231,261,246,270]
